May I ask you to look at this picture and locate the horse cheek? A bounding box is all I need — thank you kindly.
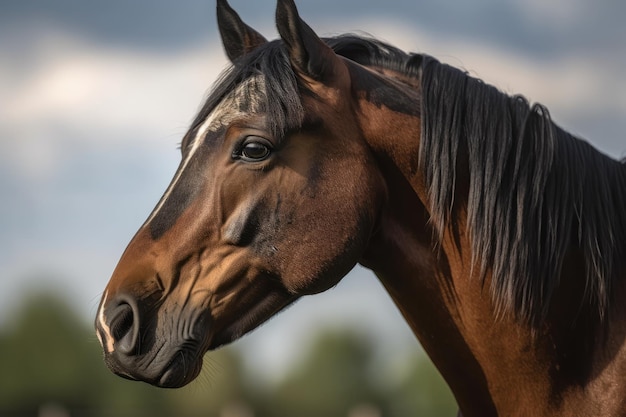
[278,187,375,295]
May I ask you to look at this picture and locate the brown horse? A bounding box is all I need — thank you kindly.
[95,0,626,415]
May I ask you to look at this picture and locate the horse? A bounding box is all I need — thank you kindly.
[95,0,626,415]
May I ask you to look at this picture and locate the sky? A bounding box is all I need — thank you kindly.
[1,0,625,378]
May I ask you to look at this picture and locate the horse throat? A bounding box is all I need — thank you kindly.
[353,70,498,415]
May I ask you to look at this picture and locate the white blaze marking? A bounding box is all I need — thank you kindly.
[97,290,115,353]
[144,76,266,227]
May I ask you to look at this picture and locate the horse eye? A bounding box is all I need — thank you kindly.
[240,140,271,161]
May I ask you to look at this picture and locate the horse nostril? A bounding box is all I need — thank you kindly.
[108,298,140,355]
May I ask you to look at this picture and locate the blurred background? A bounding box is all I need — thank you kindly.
[1,0,624,416]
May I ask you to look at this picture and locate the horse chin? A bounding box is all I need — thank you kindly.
[154,352,204,388]
[106,346,205,388]
[152,317,212,388]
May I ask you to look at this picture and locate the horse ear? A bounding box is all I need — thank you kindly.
[275,0,342,81]
[217,0,268,62]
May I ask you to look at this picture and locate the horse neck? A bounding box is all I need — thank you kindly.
[354,67,626,417]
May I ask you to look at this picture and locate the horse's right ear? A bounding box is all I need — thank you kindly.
[276,0,344,83]
[217,0,267,62]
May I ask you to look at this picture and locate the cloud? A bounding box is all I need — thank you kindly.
[1,27,228,182]
[512,0,588,28]
[360,18,624,111]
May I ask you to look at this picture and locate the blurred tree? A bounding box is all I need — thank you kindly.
[0,293,108,416]
[385,352,458,417]
[162,347,254,417]
[0,290,458,417]
[265,329,385,417]
[0,291,251,417]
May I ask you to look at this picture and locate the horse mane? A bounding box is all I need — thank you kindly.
[422,57,626,326]
[203,34,626,327]
[325,35,424,80]
[328,35,626,327]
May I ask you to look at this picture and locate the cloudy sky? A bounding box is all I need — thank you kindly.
[1,0,625,377]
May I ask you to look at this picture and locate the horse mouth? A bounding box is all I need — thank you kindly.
[105,347,204,388]
[103,326,208,388]
[156,350,204,388]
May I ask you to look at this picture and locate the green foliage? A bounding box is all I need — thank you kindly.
[0,294,101,414]
[0,292,458,417]
[267,330,383,417]
[0,293,248,417]
[385,353,458,417]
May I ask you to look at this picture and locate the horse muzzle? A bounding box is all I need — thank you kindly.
[96,291,208,388]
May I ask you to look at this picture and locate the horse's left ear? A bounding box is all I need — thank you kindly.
[217,0,268,62]
[276,0,344,82]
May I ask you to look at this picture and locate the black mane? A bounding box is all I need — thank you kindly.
[325,35,423,80]
[202,34,626,326]
[423,57,626,326]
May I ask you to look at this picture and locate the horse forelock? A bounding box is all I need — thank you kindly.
[191,40,306,141]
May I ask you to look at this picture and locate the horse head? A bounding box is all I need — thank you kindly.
[95,0,388,387]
